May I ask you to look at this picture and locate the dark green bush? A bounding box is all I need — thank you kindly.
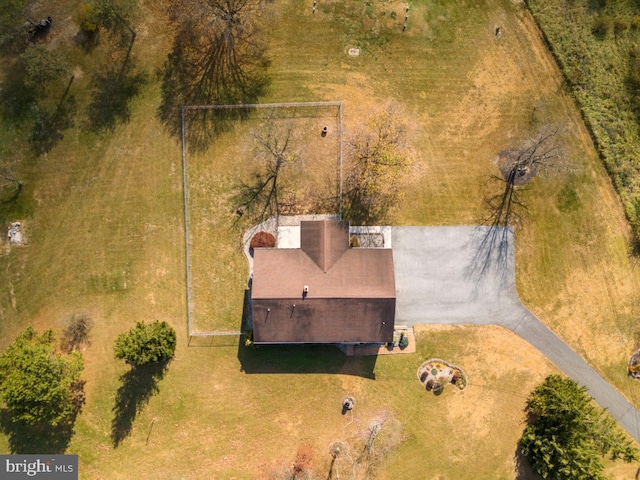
[114,321,176,366]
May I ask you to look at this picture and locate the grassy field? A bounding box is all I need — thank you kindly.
[1,0,640,478]
[526,0,640,243]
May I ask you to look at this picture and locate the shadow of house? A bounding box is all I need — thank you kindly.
[237,342,378,379]
[250,220,396,346]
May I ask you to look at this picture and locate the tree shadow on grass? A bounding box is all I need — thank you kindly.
[111,362,168,448]
[0,62,37,122]
[158,20,268,153]
[181,107,253,154]
[514,444,543,480]
[29,82,76,156]
[0,410,74,454]
[0,381,86,454]
[86,58,147,133]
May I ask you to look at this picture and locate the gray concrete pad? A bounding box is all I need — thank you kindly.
[392,226,640,443]
[392,226,521,326]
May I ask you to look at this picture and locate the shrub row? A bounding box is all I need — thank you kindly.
[526,0,640,246]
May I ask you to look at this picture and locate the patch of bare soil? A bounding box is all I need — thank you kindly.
[496,149,537,186]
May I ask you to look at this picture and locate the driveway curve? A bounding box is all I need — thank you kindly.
[392,226,640,442]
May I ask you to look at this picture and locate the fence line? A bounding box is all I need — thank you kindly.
[181,106,194,340]
[182,101,343,342]
[183,101,342,110]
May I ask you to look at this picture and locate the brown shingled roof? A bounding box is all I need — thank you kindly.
[251,220,396,344]
[300,220,349,272]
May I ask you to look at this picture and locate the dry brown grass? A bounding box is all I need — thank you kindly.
[1,0,640,478]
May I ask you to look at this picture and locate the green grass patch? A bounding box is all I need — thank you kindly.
[526,0,640,244]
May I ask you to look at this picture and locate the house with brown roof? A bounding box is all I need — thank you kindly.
[250,220,396,345]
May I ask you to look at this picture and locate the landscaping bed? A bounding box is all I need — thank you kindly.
[417,358,468,393]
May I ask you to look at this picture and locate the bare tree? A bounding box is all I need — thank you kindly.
[488,126,563,226]
[325,412,404,480]
[61,314,93,353]
[235,123,301,223]
[471,126,565,278]
[342,108,414,226]
[160,0,270,144]
[327,441,350,480]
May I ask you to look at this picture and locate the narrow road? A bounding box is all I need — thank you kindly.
[392,226,640,443]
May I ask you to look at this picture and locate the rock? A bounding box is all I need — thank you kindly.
[8,222,23,244]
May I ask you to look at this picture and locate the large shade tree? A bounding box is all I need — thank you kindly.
[0,327,84,427]
[159,0,270,143]
[0,0,31,51]
[520,374,638,480]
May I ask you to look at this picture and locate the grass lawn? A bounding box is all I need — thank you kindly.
[185,104,342,333]
[1,0,640,478]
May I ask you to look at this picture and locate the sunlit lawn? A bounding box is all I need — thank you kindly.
[0,0,639,478]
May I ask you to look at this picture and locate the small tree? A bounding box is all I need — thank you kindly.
[61,314,93,353]
[342,108,414,225]
[235,122,301,223]
[78,0,138,44]
[114,321,176,366]
[0,327,84,427]
[520,374,638,480]
[20,44,71,93]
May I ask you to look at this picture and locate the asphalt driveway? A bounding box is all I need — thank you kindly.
[392,226,640,443]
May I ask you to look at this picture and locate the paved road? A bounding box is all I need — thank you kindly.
[392,226,640,443]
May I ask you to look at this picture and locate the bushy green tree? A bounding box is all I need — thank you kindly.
[520,374,638,480]
[114,321,176,366]
[20,44,69,91]
[0,327,84,427]
[0,0,30,50]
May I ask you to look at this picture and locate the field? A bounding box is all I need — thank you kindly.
[1,0,640,478]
